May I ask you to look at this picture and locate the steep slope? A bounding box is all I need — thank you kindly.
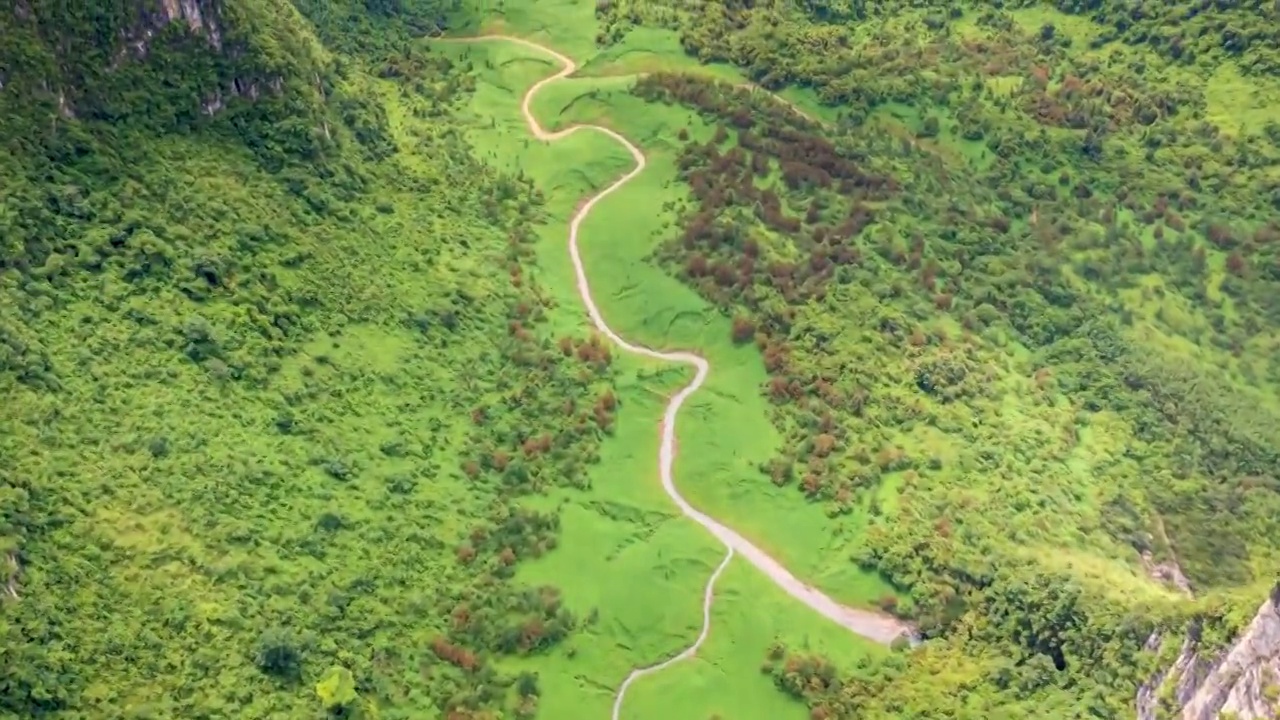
[578,0,1280,717]
[1139,585,1280,720]
[0,2,613,719]
[0,0,329,128]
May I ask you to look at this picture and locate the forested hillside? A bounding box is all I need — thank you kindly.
[2,0,1278,718]
[1,1,611,718]
[592,0,1280,716]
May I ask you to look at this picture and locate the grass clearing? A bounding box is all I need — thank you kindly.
[11,0,1280,718]
[1205,61,1280,137]
[430,23,889,717]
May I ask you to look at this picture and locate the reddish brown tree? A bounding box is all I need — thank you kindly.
[813,433,836,458]
[491,450,510,472]
[1226,251,1248,276]
[731,315,757,344]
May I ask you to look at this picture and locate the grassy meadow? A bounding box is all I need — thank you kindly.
[5,0,1279,719]
[429,30,890,718]
[441,0,1280,717]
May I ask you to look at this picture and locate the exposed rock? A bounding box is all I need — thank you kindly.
[115,0,224,65]
[57,90,74,118]
[158,0,223,49]
[1141,549,1194,598]
[1138,584,1280,720]
[3,551,19,600]
[9,0,289,119]
[202,89,225,116]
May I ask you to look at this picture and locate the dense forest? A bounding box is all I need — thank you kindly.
[596,0,1280,716]
[2,0,1278,718]
[1,1,616,718]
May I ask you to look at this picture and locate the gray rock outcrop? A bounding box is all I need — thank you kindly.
[1138,584,1280,720]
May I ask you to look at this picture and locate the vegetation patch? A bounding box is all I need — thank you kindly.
[593,0,1280,715]
[4,0,1279,719]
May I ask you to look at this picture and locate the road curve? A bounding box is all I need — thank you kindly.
[432,33,916,717]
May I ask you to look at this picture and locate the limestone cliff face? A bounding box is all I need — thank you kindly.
[1138,584,1280,720]
[159,0,224,47]
[119,0,225,53]
[2,0,316,122]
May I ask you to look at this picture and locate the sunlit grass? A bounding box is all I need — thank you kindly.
[430,30,891,718]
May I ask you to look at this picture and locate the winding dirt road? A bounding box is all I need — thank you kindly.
[433,34,915,718]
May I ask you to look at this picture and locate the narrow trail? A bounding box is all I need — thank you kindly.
[433,34,916,718]
[3,551,18,600]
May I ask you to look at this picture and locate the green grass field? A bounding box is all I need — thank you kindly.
[430,14,891,717]
[9,1,1279,718]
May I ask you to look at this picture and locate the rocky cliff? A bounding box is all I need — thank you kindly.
[1,0,326,126]
[1138,584,1280,720]
[158,0,224,47]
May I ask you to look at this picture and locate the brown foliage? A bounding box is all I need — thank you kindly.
[1253,223,1279,245]
[451,604,471,629]
[519,618,546,651]
[767,459,793,486]
[592,399,614,431]
[508,320,531,342]
[431,636,480,672]
[875,445,906,470]
[1033,367,1053,389]
[574,335,613,366]
[521,434,553,457]
[491,450,510,471]
[761,342,787,373]
[813,433,836,458]
[935,516,953,538]
[1226,251,1248,276]
[1206,223,1239,249]
[768,376,790,401]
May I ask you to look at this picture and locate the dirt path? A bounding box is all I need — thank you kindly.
[432,34,916,718]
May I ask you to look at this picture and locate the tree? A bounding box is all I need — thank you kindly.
[516,671,541,698]
[316,666,358,715]
[255,629,304,681]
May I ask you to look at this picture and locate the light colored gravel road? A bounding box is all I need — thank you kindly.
[433,34,918,718]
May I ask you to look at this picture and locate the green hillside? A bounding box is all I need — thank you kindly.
[585,0,1280,716]
[2,1,1277,719]
[1,1,602,718]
